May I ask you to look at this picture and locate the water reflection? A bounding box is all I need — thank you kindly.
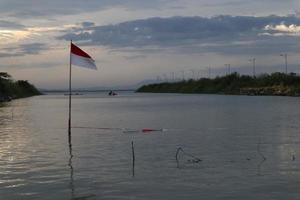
[2,94,300,200]
[0,100,37,199]
[68,135,95,200]
[68,136,74,199]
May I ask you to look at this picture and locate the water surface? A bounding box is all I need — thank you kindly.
[1,92,300,199]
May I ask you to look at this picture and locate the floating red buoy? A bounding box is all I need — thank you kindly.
[142,128,154,132]
[142,128,162,132]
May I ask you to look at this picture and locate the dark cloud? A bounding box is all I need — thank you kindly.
[81,22,95,28]
[0,43,49,58]
[19,43,49,54]
[203,0,294,7]
[0,20,25,29]
[0,0,172,18]
[58,15,300,55]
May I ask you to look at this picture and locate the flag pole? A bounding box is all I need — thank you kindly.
[68,40,72,141]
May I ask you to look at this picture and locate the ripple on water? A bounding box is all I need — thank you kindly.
[2,94,300,200]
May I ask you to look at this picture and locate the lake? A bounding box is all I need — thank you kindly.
[1,92,300,200]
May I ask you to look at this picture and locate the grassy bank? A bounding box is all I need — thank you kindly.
[137,72,300,96]
[0,72,41,101]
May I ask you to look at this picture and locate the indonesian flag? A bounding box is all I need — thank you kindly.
[71,43,97,70]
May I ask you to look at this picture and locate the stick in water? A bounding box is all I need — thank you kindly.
[175,147,182,168]
[257,138,266,161]
[175,147,202,168]
[131,141,135,177]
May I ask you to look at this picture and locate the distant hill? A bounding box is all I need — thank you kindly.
[137,72,300,97]
[0,72,41,102]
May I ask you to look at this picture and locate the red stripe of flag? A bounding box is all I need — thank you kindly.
[71,43,91,58]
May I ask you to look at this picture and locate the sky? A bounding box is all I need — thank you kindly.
[1,0,300,89]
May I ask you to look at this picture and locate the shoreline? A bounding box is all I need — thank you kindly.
[136,72,300,97]
[0,73,42,102]
[136,90,300,97]
[0,93,42,103]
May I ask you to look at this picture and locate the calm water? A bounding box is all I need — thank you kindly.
[1,92,300,199]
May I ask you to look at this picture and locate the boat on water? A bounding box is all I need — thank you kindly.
[108,91,117,96]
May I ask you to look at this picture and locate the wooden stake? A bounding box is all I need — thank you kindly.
[131,141,135,177]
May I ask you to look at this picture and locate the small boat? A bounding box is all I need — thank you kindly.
[108,91,117,96]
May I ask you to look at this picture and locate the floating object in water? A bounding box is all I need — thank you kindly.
[64,93,83,96]
[72,194,96,200]
[187,158,202,163]
[292,155,296,161]
[72,126,167,134]
[142,128,163,133]
[108,90,117,96]
[122,129,139,133]
[124,128,165,133]
[175,147,202,168]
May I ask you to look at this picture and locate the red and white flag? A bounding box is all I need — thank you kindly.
[71,43,97,70]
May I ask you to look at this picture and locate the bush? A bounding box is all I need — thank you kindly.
[136,72,300,96]
[0,73,41,101]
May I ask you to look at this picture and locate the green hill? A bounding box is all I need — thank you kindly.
[137,72,300,96]
[0,72,41,101]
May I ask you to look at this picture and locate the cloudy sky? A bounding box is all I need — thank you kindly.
[1,0,300,89]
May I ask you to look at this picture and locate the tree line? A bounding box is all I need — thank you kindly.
[137,72,300,96]
[0,72,41,101]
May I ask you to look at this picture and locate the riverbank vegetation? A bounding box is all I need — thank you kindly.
[137,72,300,96]
[0,72,41,101]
